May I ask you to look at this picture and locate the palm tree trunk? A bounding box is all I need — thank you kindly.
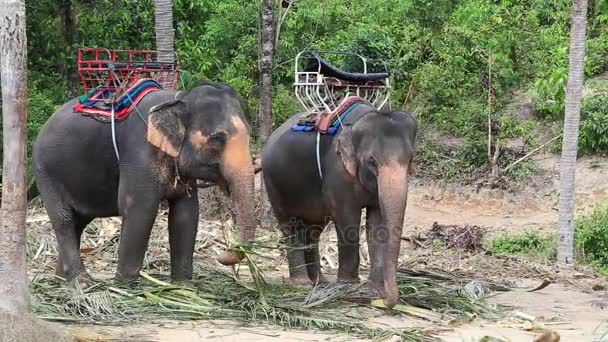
[61,0,78,95]
[154,0,174,63]
[258,0,274,143]
[0,0,30,313]
[557,0,588,263]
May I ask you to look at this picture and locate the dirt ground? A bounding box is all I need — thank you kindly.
[43,153,608,341]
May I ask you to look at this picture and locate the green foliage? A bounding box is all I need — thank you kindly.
[575,204,608,273]
[578,94,608,154]
[488,232,557,260]
[16,0,608,184]
[414,135,488,182]
[534,63,568,119]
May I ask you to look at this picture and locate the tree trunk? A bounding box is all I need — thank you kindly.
[0,0,30,313]
[557,0,588,264]
[258,0,274,143]
[154,0,174,63]
[61,0,78,95]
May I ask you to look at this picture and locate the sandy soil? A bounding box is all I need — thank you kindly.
[53,153,608,341]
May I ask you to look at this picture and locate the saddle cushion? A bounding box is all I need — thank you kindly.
[73,78,163,122]
[291,96,369,135]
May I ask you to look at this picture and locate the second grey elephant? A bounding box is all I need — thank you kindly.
[262,103,417,308]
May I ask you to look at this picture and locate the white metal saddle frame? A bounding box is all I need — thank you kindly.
[293,50,391,115]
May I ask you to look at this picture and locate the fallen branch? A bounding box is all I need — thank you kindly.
[400,235,427,248]
[502,134,562,173]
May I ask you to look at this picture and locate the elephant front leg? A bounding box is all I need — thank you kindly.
[333,207,362,284]
[365,206,385,287]
[168,194,199,280]
[115,192,161,282]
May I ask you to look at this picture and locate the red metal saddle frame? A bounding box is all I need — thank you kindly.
[77,48,180,103]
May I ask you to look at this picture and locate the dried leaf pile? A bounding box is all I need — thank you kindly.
[429,222,485,251]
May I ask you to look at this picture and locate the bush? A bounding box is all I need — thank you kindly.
[488,232,557,259]
[575,204,608,273]
[485,204,608,274]
[578,94,608,155]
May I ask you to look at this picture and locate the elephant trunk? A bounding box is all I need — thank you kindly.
[377,162,409,309]
[216,123,257,266]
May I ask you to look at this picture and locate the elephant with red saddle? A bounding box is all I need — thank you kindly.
[33,82,256,284]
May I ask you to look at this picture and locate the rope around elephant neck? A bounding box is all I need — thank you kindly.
[109,68,149,127]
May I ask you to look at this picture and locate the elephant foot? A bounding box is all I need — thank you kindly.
[170,276,193,283]
[287,275,313,285]
[66,272,96,289]
[337,275,360,284]
[360,280,383,298]
[340,280,381,300]
[368,272,384,286]
[312,273,330,285]
[113,272,145,288]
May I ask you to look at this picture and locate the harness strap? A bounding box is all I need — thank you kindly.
[316,131,323,179]
[110,102,120,161]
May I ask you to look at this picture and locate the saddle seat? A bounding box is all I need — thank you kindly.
[302,50,389,84]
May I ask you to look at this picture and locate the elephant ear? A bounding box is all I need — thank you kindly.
[147,99,187,158]
[335,123,357,178]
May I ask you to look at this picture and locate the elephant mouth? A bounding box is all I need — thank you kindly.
[190,163,221,182]
[196,176,230,196]
[196,180,216,189]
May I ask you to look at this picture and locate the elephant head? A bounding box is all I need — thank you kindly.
[336,110,417,308]
[145,83,256,265]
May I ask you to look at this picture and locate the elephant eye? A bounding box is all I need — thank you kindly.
[367,156,378,167]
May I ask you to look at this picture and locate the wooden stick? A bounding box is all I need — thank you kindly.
[502,134,562,173]
[487,50,493,164]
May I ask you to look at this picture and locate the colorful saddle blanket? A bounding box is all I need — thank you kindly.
[291,96,369,135]
[73,78,163,122]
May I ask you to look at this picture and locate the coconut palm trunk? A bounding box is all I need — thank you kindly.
[154,0,174,63]
[557,0,588,263]
[258,0,274,143]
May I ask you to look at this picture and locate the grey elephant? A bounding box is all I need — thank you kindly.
[33,82,256,283]
[261,103,417,308]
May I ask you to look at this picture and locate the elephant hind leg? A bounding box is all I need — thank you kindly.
[279,218,312,285]
[303,223,329,284]
[51,207,92,283]
[58,213,94,286]
[37,177,93,283]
